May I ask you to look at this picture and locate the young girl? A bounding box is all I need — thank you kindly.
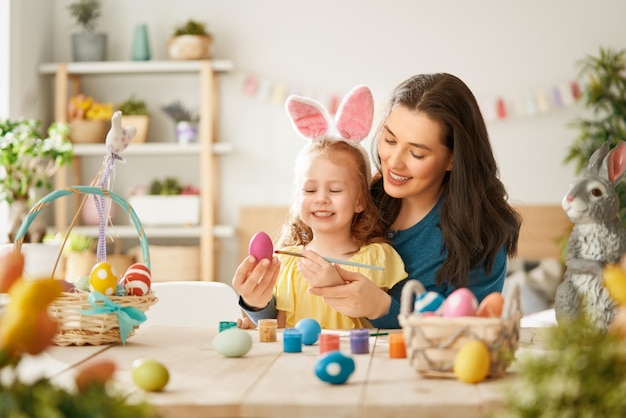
[236,74,521,329]
[235,85,406,329]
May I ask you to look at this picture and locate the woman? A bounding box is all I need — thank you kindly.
[235,73,521,329]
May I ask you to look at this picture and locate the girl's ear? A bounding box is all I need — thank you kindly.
[335,85,374,142]
[285,96,331,140]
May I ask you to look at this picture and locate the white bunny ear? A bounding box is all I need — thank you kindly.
[285,95,331,140]
[335,85,374,142]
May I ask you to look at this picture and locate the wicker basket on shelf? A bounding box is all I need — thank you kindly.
[13,186,157,346]
[398,280,521,379]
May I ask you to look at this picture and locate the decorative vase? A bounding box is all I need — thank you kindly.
[71,33,107,62]
[132,24,151,61]
[175,121,198,144]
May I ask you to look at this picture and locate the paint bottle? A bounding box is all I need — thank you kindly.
[259,318,278,342]
[283,328,303,353]
[319,333,340,354]
[349,328,370,354]
[389,332,407,358]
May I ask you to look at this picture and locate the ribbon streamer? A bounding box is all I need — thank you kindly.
[80,291,146,345]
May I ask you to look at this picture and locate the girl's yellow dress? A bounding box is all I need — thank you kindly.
[274,243,407,329]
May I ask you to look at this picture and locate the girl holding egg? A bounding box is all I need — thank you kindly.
[234,85,407,329]
[236,74,521,329]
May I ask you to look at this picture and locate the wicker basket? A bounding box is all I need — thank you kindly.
[13,186,157,346]
[398,281,521,379]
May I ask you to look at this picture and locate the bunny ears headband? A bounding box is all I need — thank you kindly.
[285,85,374,181]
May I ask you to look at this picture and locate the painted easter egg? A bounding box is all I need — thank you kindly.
[248,231,274,260]
[89,262,118,295]
[314,350,356,385]
[441,288,478,317]
[414,291,445,315]
[213,327,253,358]
[453,340,491,383]
[131,358,169,392]
[295,318,322,345]
[122,263,152,296]
[476,292,505,318]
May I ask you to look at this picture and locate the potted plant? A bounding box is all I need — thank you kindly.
[128,177,200,226]
[68,0,106,62]
[116,95,150,144]
[564,46,626,224]
[161,100,199,143]
[167,19,213,60]
[0,119,73,243]
[67,94,113,143]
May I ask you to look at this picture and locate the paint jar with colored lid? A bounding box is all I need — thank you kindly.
[259,318,278,342]
[319,333,341,354]
[283,328,303,353]
[219,321,238,332]
[389,332,407,358]
[349,328,370,354]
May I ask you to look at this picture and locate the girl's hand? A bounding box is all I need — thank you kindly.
[232,256,280,310]
[298,248,344,287]
[307,266,392,319]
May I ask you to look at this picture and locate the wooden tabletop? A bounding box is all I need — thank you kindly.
[18,325,546,418]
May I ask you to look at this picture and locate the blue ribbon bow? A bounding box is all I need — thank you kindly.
[80,291,146,345]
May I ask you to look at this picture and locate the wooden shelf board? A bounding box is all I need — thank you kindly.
[71,142,234,156]
[66,225,235,239]
[39,60,234,75]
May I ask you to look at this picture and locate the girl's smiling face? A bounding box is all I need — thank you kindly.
[377,106,453,204]
[297,152,364,237]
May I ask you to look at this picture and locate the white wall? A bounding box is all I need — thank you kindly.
[12,0,626,279]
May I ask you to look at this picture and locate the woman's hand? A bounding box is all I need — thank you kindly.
[298,248,344,287]
[307,266,392,319]
[232,256,280,310]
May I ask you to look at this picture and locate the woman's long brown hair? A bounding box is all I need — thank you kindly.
[371,73,521,287]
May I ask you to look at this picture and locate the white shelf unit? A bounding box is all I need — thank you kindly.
[39,60,234,281]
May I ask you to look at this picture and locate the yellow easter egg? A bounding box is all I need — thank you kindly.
[89,262,118,295]
[603,264,626,305]
[453,340,491,384]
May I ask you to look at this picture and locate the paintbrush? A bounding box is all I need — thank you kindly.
[274,250,384,271]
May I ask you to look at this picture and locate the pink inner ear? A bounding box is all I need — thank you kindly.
[335,85,374,141]
[286,100,329,139]
[608,141,626,182]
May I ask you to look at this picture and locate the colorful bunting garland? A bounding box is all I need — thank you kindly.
[237,70,582,121]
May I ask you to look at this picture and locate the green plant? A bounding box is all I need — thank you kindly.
[0,119,73,204]
[500,314,626,417]
[116,95,149,116]
[172,19,211,37]
[149,177,184,195]
[68,0,102,32]
[564,46,626,224]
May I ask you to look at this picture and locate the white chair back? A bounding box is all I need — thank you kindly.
[145,281,242,328]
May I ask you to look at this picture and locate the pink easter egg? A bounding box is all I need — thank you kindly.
[441,288,478,317]
[248,231,274,260]
[122,263,152,296]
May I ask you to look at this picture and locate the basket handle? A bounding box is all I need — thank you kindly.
[400,280,427,316]
[13,186,151,270]
[501,282,521,320]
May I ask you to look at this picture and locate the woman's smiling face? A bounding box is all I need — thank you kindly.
[377,106,453,203]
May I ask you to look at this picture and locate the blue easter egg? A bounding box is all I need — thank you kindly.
[295,318,322,345]
[414,291,445,314]
[314,351,355,385]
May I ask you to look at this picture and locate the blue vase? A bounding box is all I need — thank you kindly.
[132,24,151,61]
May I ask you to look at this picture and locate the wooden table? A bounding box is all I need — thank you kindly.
[17,325,545,418]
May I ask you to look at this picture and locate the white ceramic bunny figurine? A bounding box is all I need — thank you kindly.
[555,140,626,329]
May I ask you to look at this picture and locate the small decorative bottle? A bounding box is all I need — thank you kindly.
[132,24,151,61]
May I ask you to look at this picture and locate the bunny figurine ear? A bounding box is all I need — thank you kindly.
[285,96,331,140]
[335,85,374,142]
